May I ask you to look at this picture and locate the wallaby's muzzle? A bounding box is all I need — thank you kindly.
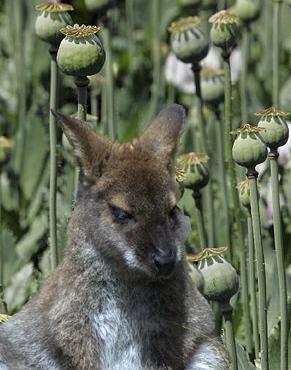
[152,246,177,277]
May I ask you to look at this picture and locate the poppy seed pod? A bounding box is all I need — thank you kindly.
[234,0,261,24]
[197,252,239,302]
[177,152,209,192]
[169,17,209,64]
[232,125,268,169]
[237,179,251,209]
[209,10,240,53]
[175,167,186,198]
[35,2,73,46]
[188,263,204,292]
[57,24,106,77]
[256,107,290,151]
[201,68,224,105]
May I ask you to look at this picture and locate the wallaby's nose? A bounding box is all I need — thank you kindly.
[153,249,176,277]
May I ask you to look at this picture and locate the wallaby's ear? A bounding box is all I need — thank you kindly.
[52,111,112,180]
[140,104,185,160]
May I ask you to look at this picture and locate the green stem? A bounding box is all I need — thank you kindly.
[272,0,282,107]
[75,76,89,122]
[269,151,288,370]
[247,210,260,358]
[48,47,59,271]
[214,109,232,258]
[144,0,161,124]
[192,63,215,247]
[221,303,238,370]
[90,84,99,128]
[223,52,252,353]
[192,191,208,250]
[102,27,115,139]
[192,64,207,152]
[240,26,250,123]
[0,174,3,311]
[125,0,134,65]
[14,0,26,174]
[247,169,269,370]
[74,76,89,193]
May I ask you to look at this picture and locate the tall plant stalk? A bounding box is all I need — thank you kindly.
[14,0,27,174]
[247,169,269,370]
[240,26,250,123]
[221,303,238,370]
[75,77,89,121]
[125,0,134,65]
[223,52,252,352]
[145,0,161,124]
[102,27,115,139]
[49,46,59,270]
[214,109,231,258]
[269,151,288,370]
[192,191,208,249]
[272,0,282,107]
[0,177,3,312]
[192,64,215,247]
[246,209,260,358]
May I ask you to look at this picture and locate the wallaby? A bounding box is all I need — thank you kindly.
[0,105,229,370]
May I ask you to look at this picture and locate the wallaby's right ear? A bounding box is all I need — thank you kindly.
[52,111,112,180]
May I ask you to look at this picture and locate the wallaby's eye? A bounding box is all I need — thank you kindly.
[110,205,134,224]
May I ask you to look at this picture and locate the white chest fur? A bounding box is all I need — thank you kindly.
[92,297,144,370]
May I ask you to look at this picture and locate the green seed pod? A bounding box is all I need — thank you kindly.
[169,17,209,64]
[188,263,204,292]
[175,167,186,199]
[35,2,73,46]
[201,67,224,105]
[209,10,240,52]
[232,125,268,169]
[198,253,239,302]
[237,179,250,209]
[84,0,110,11]
[234,0,261,24]
[177,152,209,191]
[256,107,289,150]
[57,24,106,77]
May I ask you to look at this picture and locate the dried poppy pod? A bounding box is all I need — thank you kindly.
[234,0,261,24]
[177,152,209,192]
[209,10,240,53]
[175,167,186,198]
[255,107,290,151]
[200,67,224,105]
[231,124,268,169]
[57,24,106,77]
[237,179,251,209]
[35,2,73,46]
[195,247,239,302]
[169,17,209,64]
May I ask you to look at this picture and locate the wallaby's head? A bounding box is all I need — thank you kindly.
[54,105,190,280]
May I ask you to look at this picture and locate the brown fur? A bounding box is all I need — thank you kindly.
[0,105,229,370]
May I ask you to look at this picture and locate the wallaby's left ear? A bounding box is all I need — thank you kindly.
[140,104,185,160]
[52,110,112,180]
